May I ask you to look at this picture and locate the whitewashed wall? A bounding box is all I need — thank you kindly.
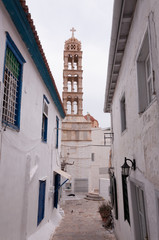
[89,128,110,192]
[62,127,110,194]
[0,2,63,240]
[99,178,110,201]
[110,1,159,240]
[62,140,91,193]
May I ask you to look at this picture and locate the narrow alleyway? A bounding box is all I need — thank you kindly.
[51,194,116,240]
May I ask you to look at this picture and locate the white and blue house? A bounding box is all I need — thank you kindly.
[0,0,67,239]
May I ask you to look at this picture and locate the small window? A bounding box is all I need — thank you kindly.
[56,116,59,148]
[91,153,95,161]
[37,180,46,225]
[2,33,25,130]
[120,94,126,132]
[41,96,49,142]
[137,30,155,113]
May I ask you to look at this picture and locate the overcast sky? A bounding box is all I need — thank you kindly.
[26,0,114,128]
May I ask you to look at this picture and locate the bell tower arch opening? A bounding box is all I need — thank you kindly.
[62,28,83,116]
[67,100,71,114]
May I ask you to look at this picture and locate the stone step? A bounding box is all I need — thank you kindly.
[85,192,104,201]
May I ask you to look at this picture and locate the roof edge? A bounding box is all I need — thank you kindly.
[104,0,137,113]
[2,0,65,118]
[104,0,123,113]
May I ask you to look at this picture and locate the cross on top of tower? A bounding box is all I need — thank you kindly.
[70,27,76,38]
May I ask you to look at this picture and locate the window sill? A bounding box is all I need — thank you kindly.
[2,121,20,132]
[138,96,157,116]
[121,128,127,136]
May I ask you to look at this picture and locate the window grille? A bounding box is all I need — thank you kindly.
[2,47,20,126]
[104,132,114,146]
[2,33,25,130]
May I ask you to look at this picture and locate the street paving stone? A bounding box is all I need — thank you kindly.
[51,196,116,240]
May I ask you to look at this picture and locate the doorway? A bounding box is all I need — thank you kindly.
[131,181,149,240]
[54,173,61,208]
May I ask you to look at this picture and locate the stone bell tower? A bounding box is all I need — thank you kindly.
[61,29,92,193]
[62,27,83,116]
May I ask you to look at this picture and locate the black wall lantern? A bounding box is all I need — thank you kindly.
[121,157,136,177]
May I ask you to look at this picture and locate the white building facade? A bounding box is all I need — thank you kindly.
[62,126,111,195]
[90,127,110,194]
[104,0,159,240]
[0,1,65,240]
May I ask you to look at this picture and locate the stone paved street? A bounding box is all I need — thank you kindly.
[51,195,116,240]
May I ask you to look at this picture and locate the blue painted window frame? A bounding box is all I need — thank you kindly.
[37,180,46,225]
[56,116,59,148]
[41,95,49,142]
[2,32,25,130]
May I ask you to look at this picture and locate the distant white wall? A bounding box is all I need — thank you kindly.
[99,178,110,201]
[89,128,110,192]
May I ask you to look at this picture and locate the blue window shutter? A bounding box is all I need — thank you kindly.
[122,175,130,224]
[44,116,48,142]
[37,180,46,225]
[56,116,59,148]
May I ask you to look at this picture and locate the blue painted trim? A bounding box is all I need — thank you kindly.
[58,179,69,190]
[6,32,26,64]
[54,174,60,208]
[56,116,59,149]
[41,115,48,143]
[37,180,46,225]
[41,95,48,142]
[2,34,25,130]
[43,94,49,104]
[2,0,65,118]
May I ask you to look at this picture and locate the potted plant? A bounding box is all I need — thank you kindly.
[98,202,113,228]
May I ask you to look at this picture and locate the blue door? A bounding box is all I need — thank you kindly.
[54,174,60,208]
[37,180,46,225]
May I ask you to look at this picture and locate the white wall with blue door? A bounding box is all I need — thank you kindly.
[0,1,65,240]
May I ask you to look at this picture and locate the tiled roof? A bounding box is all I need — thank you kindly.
[2,0,65,117]
[84,114,98,123]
